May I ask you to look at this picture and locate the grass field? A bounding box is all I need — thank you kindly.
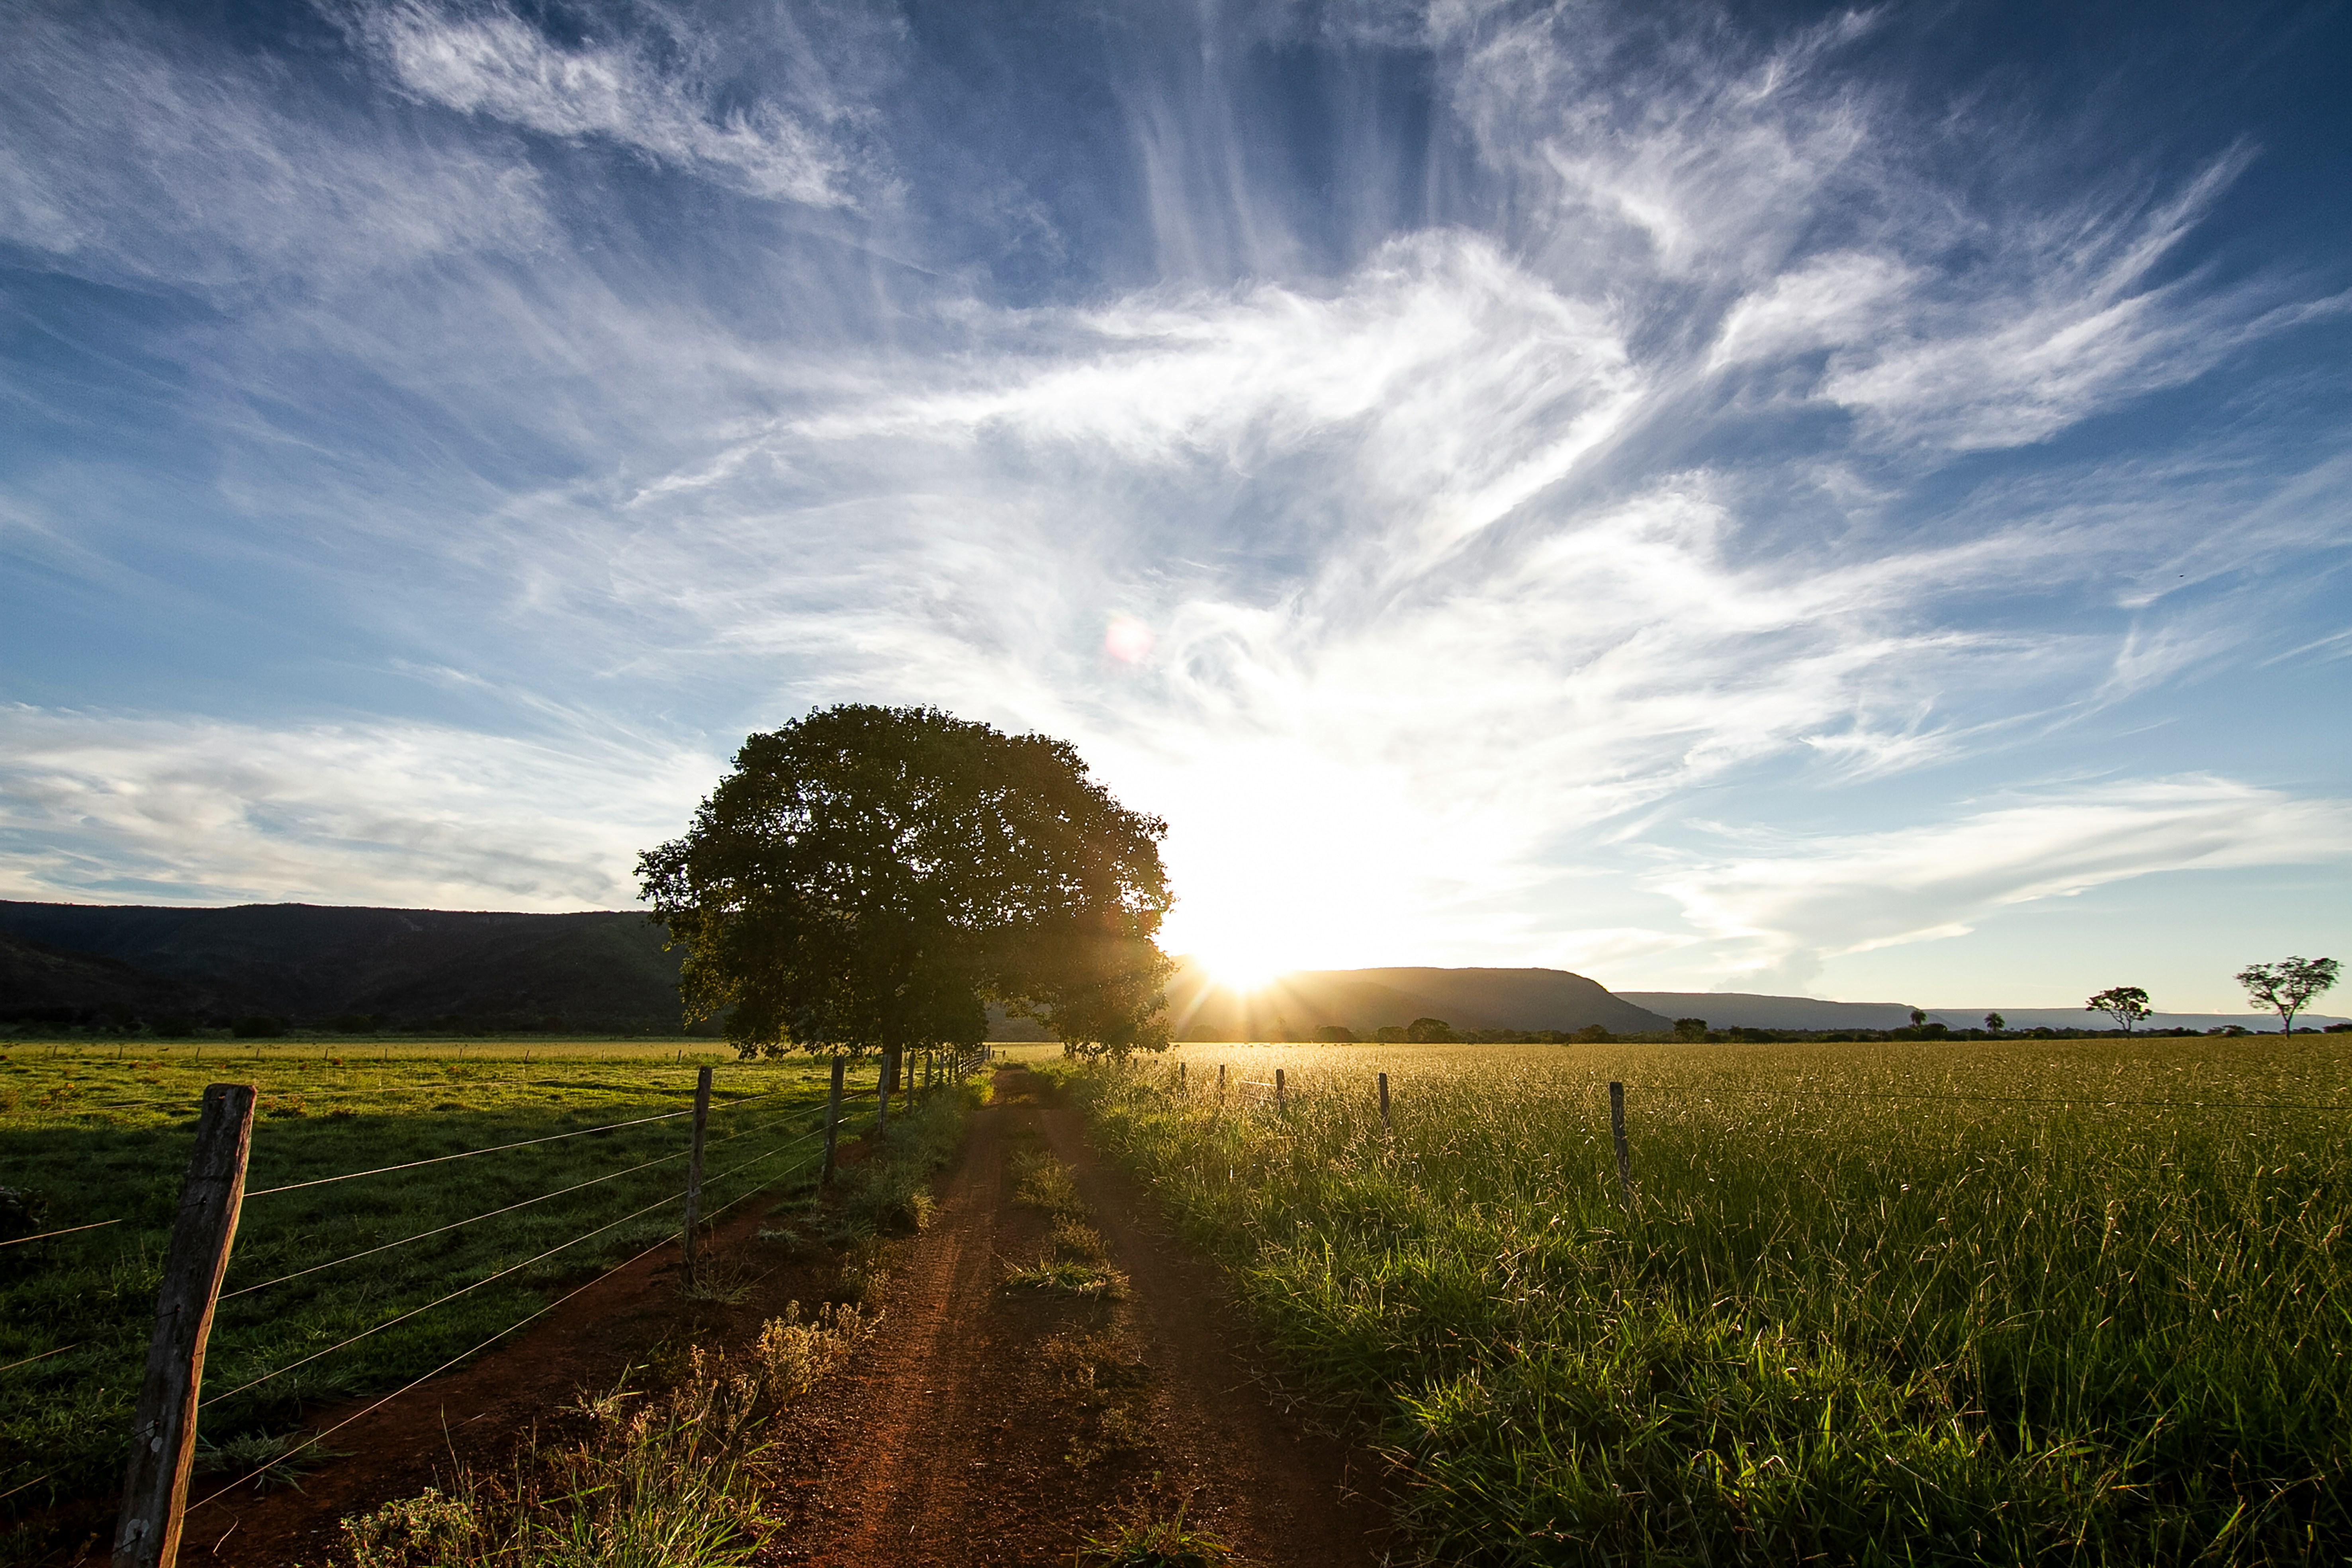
[1049,1038,2352,1566]
[0,1041,876,1562]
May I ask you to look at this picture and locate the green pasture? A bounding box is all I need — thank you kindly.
[1051,1038,2352,1566]
[0,1044,874,1560]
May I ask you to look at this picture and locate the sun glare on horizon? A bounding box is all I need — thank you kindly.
[1190,946,1284,993]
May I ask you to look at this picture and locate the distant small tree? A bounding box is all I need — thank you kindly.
[1984,1012,2006,1033]
[1404,1016,1457,1043]
[1673,1017,1707,1042]
[2235,956,2340,1034]
[2086,987,2152,1032]
[1909,1008,1927,1028]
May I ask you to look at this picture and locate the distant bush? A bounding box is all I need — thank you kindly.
[328,1013,378,1035]
[229,1016,286,1039]
[1673,1018,1708,1042]
[151,1016,197,1038]
[1404,1017,1458,1043]
[1315,1026,1358,1043]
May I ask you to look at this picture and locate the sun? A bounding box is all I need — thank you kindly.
[1197,946,1282,993]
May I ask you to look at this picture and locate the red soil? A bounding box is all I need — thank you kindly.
[763,1066,1392,1566]
[135,1068,1391,1566]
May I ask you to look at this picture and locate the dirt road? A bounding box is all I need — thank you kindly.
[170,1066,1388,1565]
[765,1064,1392,1565]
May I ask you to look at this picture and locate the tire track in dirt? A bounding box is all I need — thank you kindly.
[767,1066,1389,1567]
[1036,1094,1389,1563]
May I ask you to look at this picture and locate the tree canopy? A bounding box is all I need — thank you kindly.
[2236,956,2340,1034]
[2085,986,2151,1032]
[638,705,1174,1061]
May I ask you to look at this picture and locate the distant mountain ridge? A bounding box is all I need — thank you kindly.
[1621,991,2347,1033]
[0,902,1672,1039]
[0,901,692,1032]
[3,902,2334,1037]
[1164,961,1671,1039]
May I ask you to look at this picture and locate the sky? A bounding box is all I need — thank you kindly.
[3,0,2349,1011]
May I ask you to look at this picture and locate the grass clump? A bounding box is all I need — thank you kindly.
[1045,1331,1152,1469]
[335,1303,868,1567]
[831,1080,982,1239]
[1004,1149,1125,1298]
[1012,1148,1086,1218]
[1052,1039,2352,1566]
[1082,1488,1236,1567]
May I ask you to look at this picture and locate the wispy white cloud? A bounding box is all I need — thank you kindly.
[0,706,716,910]
[2,0,2344,1013]
[354,0,876,207]
[1649,778,2352,989]
[0,2,553,291]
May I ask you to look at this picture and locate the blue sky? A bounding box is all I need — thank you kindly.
[3,0,2348,1010]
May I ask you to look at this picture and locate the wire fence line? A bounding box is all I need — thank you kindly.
[196,1184,694,1409]
[0,1218,122,1249]
[217,1146,700,1303]
[185,1227,685,1513]
[7,1077,867,1279]
[0,1344,81,1376]
[1171,1065,2350,1117]
[213,1095,855,1303]
[0,1053,917,1542]
[197,1119,832,1411]
[184,1119,842,1508]
[25,1069,821,1119]
[240,1106,707,1197]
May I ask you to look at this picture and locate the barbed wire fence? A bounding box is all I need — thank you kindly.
[0,1049,966,1565]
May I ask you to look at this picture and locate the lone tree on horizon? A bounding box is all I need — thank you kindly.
[2235,956,2340,1035]
[2086,986,2152,1032]
[638,705,1176,1086]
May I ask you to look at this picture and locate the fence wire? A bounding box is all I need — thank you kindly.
[183,1122,837,1509]
[198,1118,832,1411]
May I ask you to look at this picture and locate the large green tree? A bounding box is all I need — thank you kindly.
[637,705,1174,1085]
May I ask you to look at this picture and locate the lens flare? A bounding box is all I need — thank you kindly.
[1103,615,1154,664]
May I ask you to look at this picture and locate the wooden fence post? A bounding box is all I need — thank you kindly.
[1275,1067,1286,1113]
[1608,1081,1634,1209]
[1218,1062,1226,1094]
[113,1082,255,1568]
[822,1055,846,1186]
[1378,1072,1390,1133]
[682,1066,712,1287]
[1178,1060,1186,1089]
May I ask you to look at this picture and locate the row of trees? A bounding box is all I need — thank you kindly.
[2084,957,2341,1033]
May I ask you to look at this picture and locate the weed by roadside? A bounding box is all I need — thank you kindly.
[833,1235,891,1311]
[1005,1149,1127,1298]
[1045,1331,1151,1469]
[831,1081,981,1239]
[1081,1485,1238,1568]
[676,1250,762,1305]
[329,1304,869,1568]
[195,1431,350,1494]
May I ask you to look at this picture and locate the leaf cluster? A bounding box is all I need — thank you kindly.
[637,705,1174,1058]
